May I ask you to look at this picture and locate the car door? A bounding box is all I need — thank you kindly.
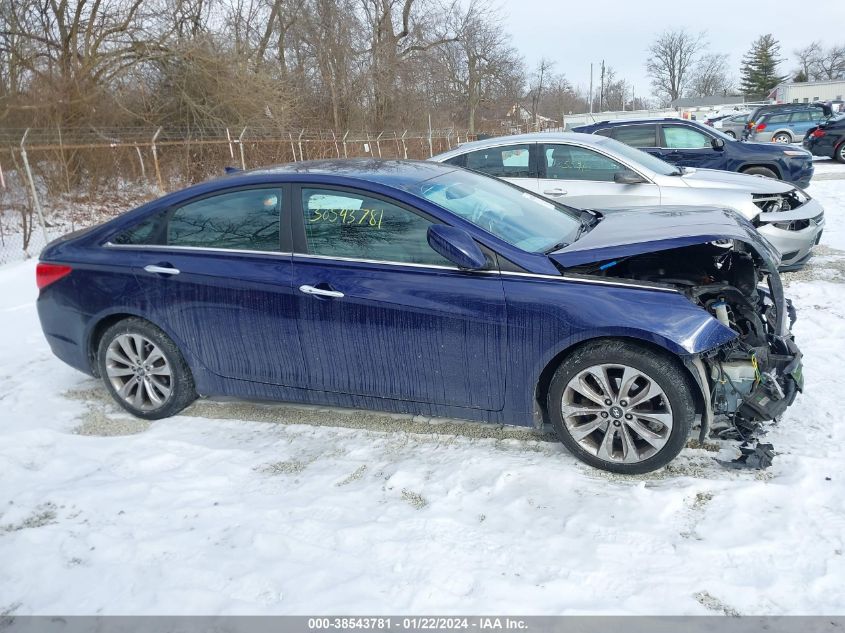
[790,110,824,140]
[536,142,660,210]
[290,184,507,410]
[445,143,540,193]
[657,123,721,168]
[114,186,309,387]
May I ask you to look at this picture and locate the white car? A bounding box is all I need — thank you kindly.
[431,133,825,270]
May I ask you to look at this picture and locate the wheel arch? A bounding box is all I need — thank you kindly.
[533,335,705,430]
[738,162,783,179]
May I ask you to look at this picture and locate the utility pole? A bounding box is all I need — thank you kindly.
[599,60,605,112]
[589,63,594,114]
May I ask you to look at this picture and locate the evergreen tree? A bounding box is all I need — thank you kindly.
[740,34,787,96]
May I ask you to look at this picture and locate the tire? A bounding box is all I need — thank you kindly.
[772,132,792,144]
[836,141,845,164]
[97,317,197,420]
[742,166,779,179]
[724,130,736,139]
[547,340,695,475]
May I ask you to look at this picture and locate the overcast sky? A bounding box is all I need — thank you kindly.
[501,0,845,99]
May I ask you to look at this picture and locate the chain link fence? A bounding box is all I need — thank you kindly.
[0,127,477,265]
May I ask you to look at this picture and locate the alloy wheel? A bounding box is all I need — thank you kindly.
[105,333,173,411]
[560,363,673,464]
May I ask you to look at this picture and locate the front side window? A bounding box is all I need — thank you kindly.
[612,124,658,148]
[543,145,627,182]
[463,144,533,178]
[300,188,449,266]
[662,125,712,149]
[168,189,282,251]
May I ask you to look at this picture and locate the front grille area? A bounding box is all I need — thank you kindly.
[753,190,808,213]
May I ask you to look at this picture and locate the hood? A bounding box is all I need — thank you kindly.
[549,205,781,268]
[677,168,794,193]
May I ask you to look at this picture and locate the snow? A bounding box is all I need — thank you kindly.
[1,179,845,616]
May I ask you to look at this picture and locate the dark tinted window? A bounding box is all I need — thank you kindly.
[463,144,532,177]
[594,128,613,138]
[611,124,657,147]
[112,211,167,245]
[301,188,450,266]
[167,189,282,251]
[443,154,466,167]
[543,145,627,182]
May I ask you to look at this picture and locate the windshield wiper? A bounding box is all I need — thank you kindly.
[545,210,601,253]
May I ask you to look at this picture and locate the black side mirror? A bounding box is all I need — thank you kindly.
[613,170,646,185]
[711,137,726,150]
[427,225,487,270]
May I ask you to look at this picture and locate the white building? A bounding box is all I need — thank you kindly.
[769,79,845,104]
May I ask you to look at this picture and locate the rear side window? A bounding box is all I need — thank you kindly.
[111,211,167,245]
[300,187,450,266]
[611,124,657,147]
[168,189,282,251]
[594,128,613,138]
[766,113,791,124]
[462,144,533,178]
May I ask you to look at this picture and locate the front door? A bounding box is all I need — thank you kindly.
[291,185,508,410]
[537,143,661,210]
[655,124,721,169]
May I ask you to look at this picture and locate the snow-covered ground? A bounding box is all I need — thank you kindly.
[1,176,844,616]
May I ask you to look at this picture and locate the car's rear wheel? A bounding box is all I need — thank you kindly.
[742,166,779,179]
[724,130,736,139]
[547,340,695,474]
[837,141,845,164]
[772,132,792,143]
[97,318,197,420]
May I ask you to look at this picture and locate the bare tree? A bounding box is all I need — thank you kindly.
[687,52,732,97]
[646,29,706,104]
[793,41,822,81]
[811,44,845,80]
[528,58,554,128]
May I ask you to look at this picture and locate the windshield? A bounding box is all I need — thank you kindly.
[404,168,582,253]
[592,136,681,176]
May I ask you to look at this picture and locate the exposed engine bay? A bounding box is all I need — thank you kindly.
[567,242,804,465]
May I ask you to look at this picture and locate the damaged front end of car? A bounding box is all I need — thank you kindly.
[551,208,804,465]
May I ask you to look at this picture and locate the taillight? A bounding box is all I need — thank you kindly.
[747,121,754,128]
[811,129,826,138]
[756,123,767,132]
[36,263,72,290]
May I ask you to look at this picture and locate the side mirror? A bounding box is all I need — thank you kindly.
[427,224,487,271]
[711,137,726,150]
[613,170,646,185]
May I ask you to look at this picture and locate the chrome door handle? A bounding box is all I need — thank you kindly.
[543,188,567,196]
[299,284,344,298]
[143,264,180,275]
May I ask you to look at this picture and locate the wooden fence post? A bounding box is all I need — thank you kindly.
[297,129,305,162]
[134,145,146,181]
[19,129,50,248]
[238,127,247,169]
[342,131,349,158]
[401,130,408,159]
[226,128,235,160]
[376,132,383,158]
[151,127,163,190]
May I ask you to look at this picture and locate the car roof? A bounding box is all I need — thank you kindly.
[240,158,459,187]
[580,117,688,127]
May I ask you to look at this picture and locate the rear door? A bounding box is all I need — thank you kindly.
[657,123,721,169]
[290,184,508,410]
[114,186,309,387]
[444,143,539,193]
[537,142,660,210]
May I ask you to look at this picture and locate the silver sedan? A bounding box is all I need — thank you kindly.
[431,132,824,270]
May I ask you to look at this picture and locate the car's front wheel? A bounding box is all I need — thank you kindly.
[724,130,736,139]
[97,317,197,420]
[742,165,779,179]
[547,340,695,474]
[772,132,792,143]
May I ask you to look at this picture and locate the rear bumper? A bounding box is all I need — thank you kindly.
[37,289,94,376]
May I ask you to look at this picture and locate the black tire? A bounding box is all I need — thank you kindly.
[97,317,197,420]
[772,132,792,144]
[836,141,845,164]
[742,166,779,179]
[547,339,695,475]
[724,130,736,139]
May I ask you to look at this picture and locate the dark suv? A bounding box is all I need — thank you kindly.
[572,118,814,188]
[744,102,834,140]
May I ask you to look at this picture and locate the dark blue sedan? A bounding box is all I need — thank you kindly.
[36,160,803,473]
[572,118,815,188]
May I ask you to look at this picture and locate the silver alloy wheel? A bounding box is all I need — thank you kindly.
[105,333,172,411]
[773,133,791,143]
[560,363,673,464]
